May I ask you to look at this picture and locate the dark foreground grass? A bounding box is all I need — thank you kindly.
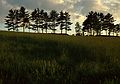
[0,31,120,84]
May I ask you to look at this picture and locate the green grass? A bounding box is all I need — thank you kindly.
[0,31,120,84]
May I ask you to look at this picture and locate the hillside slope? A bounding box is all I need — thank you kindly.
[0,31,120,84]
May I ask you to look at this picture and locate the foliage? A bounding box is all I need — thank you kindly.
[75,22,82,35]
[49,10,59,33]
[5,9,20,31]
[19,6,30,32]
[31,9,44,33]
[83,11,117,36]
[5,7,72,34]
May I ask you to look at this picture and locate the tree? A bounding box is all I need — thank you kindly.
[49,10,59,33]
[83,11,94,36]
[19,6,30,32]
[93,12,103,36]
[114,24,120,36]
[31,9,44,33]
[83,11,104,36]
[5,9,20,31]
[43,11,49,33]
[83,11,115,36]
[57,11,72,34]
[58,11,65,34]
[75,22,82,35]
[102,13,115,36]
[64,12,72,34]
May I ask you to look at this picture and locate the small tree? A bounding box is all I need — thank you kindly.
[64,12,72,34]
[75,22,82,36]
[103,13,115,36]
[114,24,120,36]
[83,11,104,36]
[19,6,30,32]
[58,11,65,34]
[83,11,94,36]
[5,9,20,31]
[43,11,49,33]
[31,9,44,33]
[49,10,59,33]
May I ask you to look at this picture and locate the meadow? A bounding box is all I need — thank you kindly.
[0,31,120,84]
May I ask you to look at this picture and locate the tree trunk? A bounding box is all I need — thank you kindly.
[116,31,119,36]
[46,29,47,33]
[106,30,107,36]
[108,29,112,36]
[29,29,30,33]
[93,31,95,36]
[83,31,84,36]
[96,30,99,36]
[65,29,67,34]
[53,21,55,34]
[23,26,25,32]
[99,30,101,35]
[113,31,114,36]
[42,29,43,33]
[61,29,62,34]
[37,27,39,33]
[53,30,55,34]
[108,32,110,36]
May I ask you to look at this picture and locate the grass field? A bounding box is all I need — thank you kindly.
[0,31,120,84]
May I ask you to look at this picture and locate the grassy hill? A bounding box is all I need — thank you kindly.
[0,31,120,84]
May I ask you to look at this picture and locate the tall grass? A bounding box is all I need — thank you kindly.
[0,31,120,84]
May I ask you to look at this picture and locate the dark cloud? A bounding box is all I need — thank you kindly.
[5,0,66,10]
[0,0,120,25]
[74,0,108,15]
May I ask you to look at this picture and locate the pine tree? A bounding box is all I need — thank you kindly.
[75,22,82,36]
[49,10,59,33]
[19,6,30,32]
[64,12,72,34]
[31,9,44,33]
[5,9,20,31]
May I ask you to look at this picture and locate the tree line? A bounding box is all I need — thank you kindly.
[5,6,120,36]
[5,6,72,34]
[75,11,120,36]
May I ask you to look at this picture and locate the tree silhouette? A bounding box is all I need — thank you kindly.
[75,22,82,35]
[102,13,115,36]
[83,11,104,36]
[19,6,30,32]
[43,11,49,33]
[83,11,93,36]
[93,12,104,36]
[114,24,120,36]
[64,12,72,34]
[49,10,59,33]
[5,9,20,31]
[83,11,115,36]
[58,11,65,34]
[31,9,44,33]
[5,7,119,36]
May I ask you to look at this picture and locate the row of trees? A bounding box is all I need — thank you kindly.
[5,7,120,36]
[5,6,72,34]
[75,11,120,36]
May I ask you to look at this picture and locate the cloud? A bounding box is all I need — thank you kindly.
[0,0,14,23]
[1,0,120,30]
[103,0,120,23]
[74,0,109,15]
[4,0,66,11]
[49,0,64,4]
[93,0,109,11]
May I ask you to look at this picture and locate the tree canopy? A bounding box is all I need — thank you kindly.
[5,7,120,36]
[5,7,72,34]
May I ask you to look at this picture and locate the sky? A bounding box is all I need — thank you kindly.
[0,0,120,34]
